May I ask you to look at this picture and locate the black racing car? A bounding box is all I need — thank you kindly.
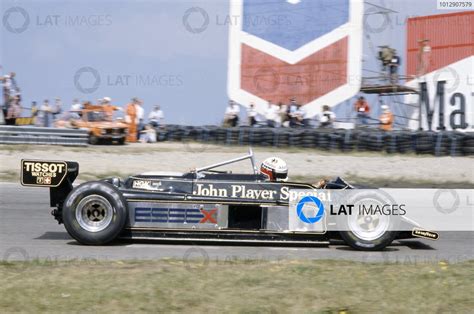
[20,150,433,250]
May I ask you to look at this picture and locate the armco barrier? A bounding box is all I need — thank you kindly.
[0,126,89,146]
[156,125,474,156]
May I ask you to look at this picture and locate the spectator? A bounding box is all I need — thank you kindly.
[264,101,278,127]
[288,98,303,127]
[102,97,121,121]
[292,106,305,128]
[379,104,394,131]
[67,109,81,123]
[223,100,240,127]
[53,97,62,121]
[6,96,21,125]
[319,105,336,128]
[417,39,431,76]
[15,87,22,102]
[0,105,4,125]
[389,50,401,84]
[39,100,52,127]
[71,99,82,112]
[31,101,38,125]
[136,99,144,140]
[298,105,313,128]
[125,98,138,142]
[354,96,370,125]
[139,124,157,143]
[247,103,258,127]
[148,105,164,127]
[278,102,288,127]
[8,72,19,95]
[2,75,10,116]
[5,72,21,118]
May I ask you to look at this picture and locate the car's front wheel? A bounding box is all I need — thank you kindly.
[62,181,127,245]
[337,190,399,250]
[339,218,398,251]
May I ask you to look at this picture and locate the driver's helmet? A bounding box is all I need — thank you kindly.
[260,157,288,181]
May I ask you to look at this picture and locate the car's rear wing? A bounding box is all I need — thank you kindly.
[21,160,79,207]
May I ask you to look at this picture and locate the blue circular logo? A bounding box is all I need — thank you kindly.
[297,196,324,224]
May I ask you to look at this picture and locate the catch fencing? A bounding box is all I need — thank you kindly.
[157,125,474,157]
[0,126,89,146]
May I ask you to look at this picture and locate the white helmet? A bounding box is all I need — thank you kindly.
[103,97,112,103]
[260,157,288,181]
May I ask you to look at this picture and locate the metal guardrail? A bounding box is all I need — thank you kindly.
[0,126,89,146]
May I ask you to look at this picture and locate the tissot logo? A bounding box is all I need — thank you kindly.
[21,160,68,187]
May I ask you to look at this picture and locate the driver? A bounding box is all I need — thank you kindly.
[260,157,288,181]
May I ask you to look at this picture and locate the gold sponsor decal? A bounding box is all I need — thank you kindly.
[192,183,327,201]
[21,160,68,187]
[412,228,439,240]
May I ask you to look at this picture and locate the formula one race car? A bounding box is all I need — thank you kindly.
[20,150,431,250]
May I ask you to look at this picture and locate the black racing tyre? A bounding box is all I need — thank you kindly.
[62,181,127,245]
[462,146,474,155]
[89,134,99,145]
[337,190,400,251]
[339,230,398,251]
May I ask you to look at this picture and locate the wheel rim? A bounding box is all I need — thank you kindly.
[347,199,390,241]
[75,195,114,232]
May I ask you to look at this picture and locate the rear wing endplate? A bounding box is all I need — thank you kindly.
[20,160,79,207]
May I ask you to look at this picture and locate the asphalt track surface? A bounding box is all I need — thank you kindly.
[1,183,472,263]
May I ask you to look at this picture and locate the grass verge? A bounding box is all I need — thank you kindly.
[0,259,473,313]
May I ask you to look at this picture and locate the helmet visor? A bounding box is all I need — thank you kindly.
[275,171,288,180]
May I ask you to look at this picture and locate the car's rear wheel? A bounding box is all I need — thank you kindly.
[62,181,127,245]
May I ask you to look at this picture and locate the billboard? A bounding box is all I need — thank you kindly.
[227,0,363,117]
[405,12,474,132]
